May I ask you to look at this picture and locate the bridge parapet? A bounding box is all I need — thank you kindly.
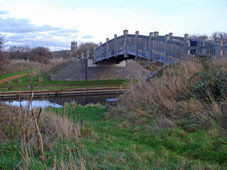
[94,30,226,64]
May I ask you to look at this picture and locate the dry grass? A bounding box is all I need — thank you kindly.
[52,152,86,170]
[0,103,82,169]
[40,110,81,141]
[0,104,81,142]
[115,57,227,128]
[136,58,163,72]
[0,58,75,75]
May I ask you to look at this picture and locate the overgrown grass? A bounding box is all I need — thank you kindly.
[0,57,226,169]
[117,57,227,128]
[136,58,163,72]
[0,58,75,76]
[0,104,226,169]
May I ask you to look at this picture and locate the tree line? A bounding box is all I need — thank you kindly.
[0,36,98,69]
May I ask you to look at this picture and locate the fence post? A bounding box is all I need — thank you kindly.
[93,48,96,63]
[202,37,208,56]
[135,31,139,59]
[184,34,191,57]
[169,32,173,39]
[219,40,224,58]
[8,79,12,85]
[164,34,170,64]
[114,34,117,57]
[154,31,159,37]
[106,38,109,58]
[123,30,128,58]
[149,32,154,61]
[81,52,84,59]
[153,32,159,60]
[38,77,43,83]
[87,50,90,58]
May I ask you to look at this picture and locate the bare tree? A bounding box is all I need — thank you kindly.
[0,37,9,68]
[29,47,52,64]
[211,32,227,42]
[76,42,98,57]
[8,46,31,60]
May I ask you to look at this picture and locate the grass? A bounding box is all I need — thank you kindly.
[0,57,226,169]
[0,73,129,91]
[0,104,226,169]
[0,58,75,76]
[0,70,34,80]
[0,59,132,91]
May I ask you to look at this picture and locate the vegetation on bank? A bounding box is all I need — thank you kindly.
[0,57,226,169]
[0,60,129,91]
[0,70,34,80]
[0,73,128,91]
[0,103,226,169]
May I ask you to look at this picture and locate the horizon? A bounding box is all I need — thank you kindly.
[0,0,226,51]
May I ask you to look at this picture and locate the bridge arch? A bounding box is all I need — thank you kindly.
[94,30,227,64]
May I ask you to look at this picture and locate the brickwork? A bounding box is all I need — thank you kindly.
[51,59,150,81]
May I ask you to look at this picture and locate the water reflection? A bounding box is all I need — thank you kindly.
[3,94,118,108]
[4,100,62,109]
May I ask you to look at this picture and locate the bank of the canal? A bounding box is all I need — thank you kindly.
[0,87,128,100]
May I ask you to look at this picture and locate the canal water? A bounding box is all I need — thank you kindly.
[2,94,118,108]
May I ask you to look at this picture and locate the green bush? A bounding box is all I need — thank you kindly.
[191,67,226,102]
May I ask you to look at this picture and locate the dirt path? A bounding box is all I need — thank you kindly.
[0,74,29,85]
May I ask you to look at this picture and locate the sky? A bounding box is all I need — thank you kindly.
[0,0,226,51]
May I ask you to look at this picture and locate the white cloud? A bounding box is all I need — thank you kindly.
[0,0,226,50]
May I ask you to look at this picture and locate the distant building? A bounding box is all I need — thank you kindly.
[71,41,78,55]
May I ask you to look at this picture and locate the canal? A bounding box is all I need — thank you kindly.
[1,94,119,108]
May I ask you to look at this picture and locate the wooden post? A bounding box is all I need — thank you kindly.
[18,79,22,84]
[106,38,109,58]
[169,32,173,39]
[154,32,159,55]
[123,30,128,58]
[202,40,207,56]
[184,34,190,57]
[93,48,96,63]
[135,31,139,59]
[154,31,159,37]
[219,40,224,58]
[204,36,208,41]
[114,34,117,57]
[38,77,43,83]
[29,77,33,83]
[8,79,12,85]
[81,52,84,59]
[164,35,170,64]
[149,32,154,61]
[87,50,90,58]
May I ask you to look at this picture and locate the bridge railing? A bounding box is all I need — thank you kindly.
[94,30,226,64]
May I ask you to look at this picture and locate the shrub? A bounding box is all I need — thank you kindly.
[29,47,52,64]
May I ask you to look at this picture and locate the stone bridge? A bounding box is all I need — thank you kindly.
[94,30,227,64]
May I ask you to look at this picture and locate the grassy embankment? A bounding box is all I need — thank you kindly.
[0,57,226,169]
[0,73,128,91]
[0,59,129,91]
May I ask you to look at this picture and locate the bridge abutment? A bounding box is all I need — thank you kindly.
[51,58,150,81]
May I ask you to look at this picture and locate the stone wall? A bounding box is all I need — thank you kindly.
[51,59,150,81]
